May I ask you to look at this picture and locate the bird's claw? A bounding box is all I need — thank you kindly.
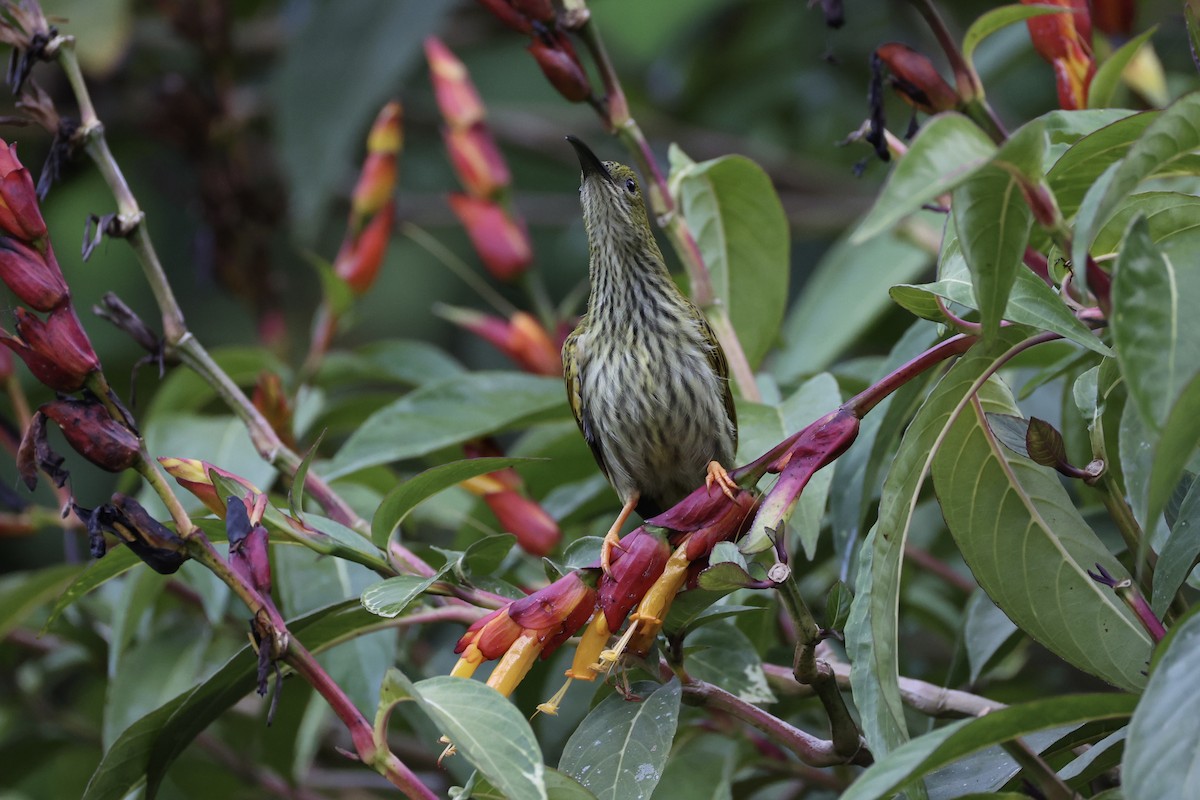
[705,461,738,501]
[600,530,623,577]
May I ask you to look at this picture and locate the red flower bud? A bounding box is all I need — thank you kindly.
[598,527,671,631]
[527,38,593,103]
[333,199,394,294]
[1092,0,1134,37]
[483,489,561,556]
[0,236,68,311]
[0,142,47,242]
[447,194,532,281]
[2,305,100,391]
[474,0,534,33]
[426,37,487,129]
[1023,0,1094,109]
[41,397,141,473]
[445,124,512,199]
[252,371,295,450]
[440,306,562,376]
[159,456,263,518]
[875,43,961,114]
[351,102,403,224]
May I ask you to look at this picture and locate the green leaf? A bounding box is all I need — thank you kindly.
[825,580,854,632]
[951,164,1034,337]
[932,379,1153,690]
[1092,191,1200,258]
[402,674,546,800]
[963,591,1020,684]
[288,429,325,521]
[670,148,790,367]
[847,333,1029,760]
[319,339,466,386]
[83,601,379,800]
[841,694,1137,800]
[559,680,681,800]
[309,251,355,316]
[1046,110,1154,222]
[1073,91,1200,268]
[962,4,1068,66]
[273,0,452,234]
[0,563,84,640]
[469,770,598,800]
[1123,609,1200,800]
[1112,217,1200,433]
[1152,448,1200,615]
[371,457,534,546]
[328,372,568,479]
[773,226,932,381]
[360,573,441,618]
[650,733,736,800]
[685,625,775,704]
[1088,27,1158,110]
[853,113,996,243]
[43,549,140,631]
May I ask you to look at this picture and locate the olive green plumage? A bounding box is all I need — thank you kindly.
[562,136,737,526]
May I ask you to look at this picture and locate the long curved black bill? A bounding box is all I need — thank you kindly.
[566,135,613,184]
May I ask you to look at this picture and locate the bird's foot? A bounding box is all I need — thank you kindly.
[705,460,738,501]
[600,529,625,578]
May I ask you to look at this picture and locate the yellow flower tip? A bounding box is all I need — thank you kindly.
[485,631,543,697]
[437,736,457,766]
[461,474,509,496]
[367,102,404,154]
[450,644,484,679]
[157,456,206,482]
[534,678,574,717]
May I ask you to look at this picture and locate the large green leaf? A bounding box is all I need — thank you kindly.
[685,624,774,704]
[0,563,84,640]
[1073,91,1200,268]
[379,671,546,800]
[559,680,681,800]
[670,147,790,366]
[1123,609,1200,800]
[773,225,933,381]
[1045,110,1153,222]
[44,549,140,631]
[1088,28,1158,110]
[328,372,568,479]
[371,456,534,546]
[847,334,1022,761]
[951,164,1034,338]
[83,601,383,800]
[361,573,445,618]
[932,381,1153,690]
[1093,191,1200,258]
[1111,217,1200,530]
[853,113,996,243]
[650,733,736,800]
[841,694,1137,800]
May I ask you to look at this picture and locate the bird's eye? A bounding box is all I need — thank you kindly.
[625,178,637,194]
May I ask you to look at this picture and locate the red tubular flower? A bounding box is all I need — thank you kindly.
[40,398,140,473]
[2,306,100,391]
[527,37,593,103]
[483,489,561,556]
[333,199,394,294]
[447,194,532,281]
[875,43,961,114]
[0,237,67,312]
[158,456,262,518]
[440,306,561,376]
[0,142,47,242]
[1023,0,1095,109]
[445,124,511,199]
[350,101,403,226]
[426,37,487,130]
[598,527,671,631]
[452,570,598,695]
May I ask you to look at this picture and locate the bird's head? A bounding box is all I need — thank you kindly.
[566,135,653,246]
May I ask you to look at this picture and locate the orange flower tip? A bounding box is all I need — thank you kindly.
[367,102,404,154]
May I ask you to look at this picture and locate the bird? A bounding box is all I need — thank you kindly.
[562,135,739,575]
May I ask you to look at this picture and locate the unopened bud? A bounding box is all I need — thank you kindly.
[227,496,272,594]
[875,43,960,114]
[3,305,100,391]
[159,456,262,518]
[333,199,395,294]
[447,194,532,281]
[0,236,68,311]
[527,37,593,103]
[426,37,487,129]
[252,371,295,450]
[0,142,47,241]
[351,102,403,223]
[483,489,561,556]
[445,124,511,198]
[41,397,141,473]
[439,306,561,375]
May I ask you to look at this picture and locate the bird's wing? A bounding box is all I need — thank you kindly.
[697,310,738,451]
[562,328,613,483]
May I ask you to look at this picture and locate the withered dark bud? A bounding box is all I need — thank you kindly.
[3,305,100,391]
[876,43,961,115]
[94,292,165,382]
[16,408,67,489]
[865,52,890,163]
[527,35,592,103]
[41,397,141,473]
[511,0,554,22]
[14,80,58,134]
[1,1,54,95]
[474,0,534,33]
[74,494,188,573]
[36,116,77,200]
[228,495,272,594]
[820,0,845,29]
